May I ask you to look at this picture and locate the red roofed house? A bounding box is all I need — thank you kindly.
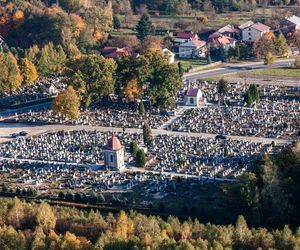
[174,31,199,44]
[240,21,270,42]
[184,87,205,107]
[102,46,136,59]
[208,33,236,49]
[103,133,125,170]
[179,39,207,59]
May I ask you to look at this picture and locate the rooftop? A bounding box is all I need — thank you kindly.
[105,133,123,150]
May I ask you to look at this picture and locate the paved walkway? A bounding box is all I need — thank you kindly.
[0,122,292,145]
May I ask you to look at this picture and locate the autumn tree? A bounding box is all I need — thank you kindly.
[6,197,25,230]
[68,55,116,106]
[253,32,276,58]
[52,85,80,119]
[275,33,288,57]
[31,226,46,250]
[264,51,275,65]
[295,55,300,68]
[38,43,66,76]
[36,201,57,234]
[125,78,142,101]
[21,58,38,85]
[0,52,23,94]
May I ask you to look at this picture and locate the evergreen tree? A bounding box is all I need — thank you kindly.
[178,62,184,77]
[139,102,145,116]
[143,122,153,146]
[130,141,139,157]
[113,15,121,29]
[136,149,146,167]
[219,46,228,62]
[136,14,154,41]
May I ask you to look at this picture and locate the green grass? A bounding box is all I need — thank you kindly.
[246,67,300,78]
[178,59,207,71]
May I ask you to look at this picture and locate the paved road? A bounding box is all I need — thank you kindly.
[0,122,292,145]
[184,59,295,81]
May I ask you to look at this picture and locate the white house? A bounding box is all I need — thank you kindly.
[183,88,205,107]
[179,39,206,59]
[162,48,175,64]
[240,22,270,42]
[103,133,125,171]
[174,32,199,44]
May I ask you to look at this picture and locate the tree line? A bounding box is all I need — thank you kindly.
[0,196,299,250]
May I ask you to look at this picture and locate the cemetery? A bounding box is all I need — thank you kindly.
[0,130,278,179]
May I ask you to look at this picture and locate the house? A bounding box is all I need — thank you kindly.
[183,88,205,107]
[178,39,206,59]
[162,48,175,64]
[174,32,199,44]
[216,24,240,39]
[103,133,125,171]
[208,34,236,49]
[280,15,300,36]
[240,22,270,42]
[102,46,136,59]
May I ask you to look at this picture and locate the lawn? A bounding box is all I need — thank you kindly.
[246,67,300,78]
[178,59,207,72]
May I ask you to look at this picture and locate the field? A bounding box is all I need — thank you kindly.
[178,59,207,71]
[116,7,278,35]
[245,67,300,78]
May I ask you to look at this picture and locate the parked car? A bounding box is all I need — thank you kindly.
[215,134,227,140]
[19,131,28,136]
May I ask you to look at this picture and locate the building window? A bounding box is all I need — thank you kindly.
[248,32,251,36]
[190,98,194,104]
[110,155,113,163]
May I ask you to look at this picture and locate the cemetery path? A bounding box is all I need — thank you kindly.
[0,122,292,145]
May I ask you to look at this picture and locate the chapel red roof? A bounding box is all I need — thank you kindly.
[105,133,123,150]
[184,88,200,97]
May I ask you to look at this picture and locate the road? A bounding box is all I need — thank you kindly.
[0,122,292,145]
[184,59,295,81]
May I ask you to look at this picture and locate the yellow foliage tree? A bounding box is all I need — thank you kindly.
[21,58,38,85]
[295,56,300,69]
[264,52,275,66]
[115,211,134,240]
[61,232,81,250]
[36,201,57,234]
[52,85,80,119]
[125,78,142,101]
[13,10,24,28]
[0,52,23,93]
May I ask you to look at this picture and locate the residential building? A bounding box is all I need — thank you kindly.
[216,24,240,39]
[174,32,199,44]
[240,22,270,42]
[208,34,236,49]
[102,46,136,59]
[103,133,125,171]
[280,15,300,36]
[183,88,205,107]
[178,39,206,59]
[162,48,175,64]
